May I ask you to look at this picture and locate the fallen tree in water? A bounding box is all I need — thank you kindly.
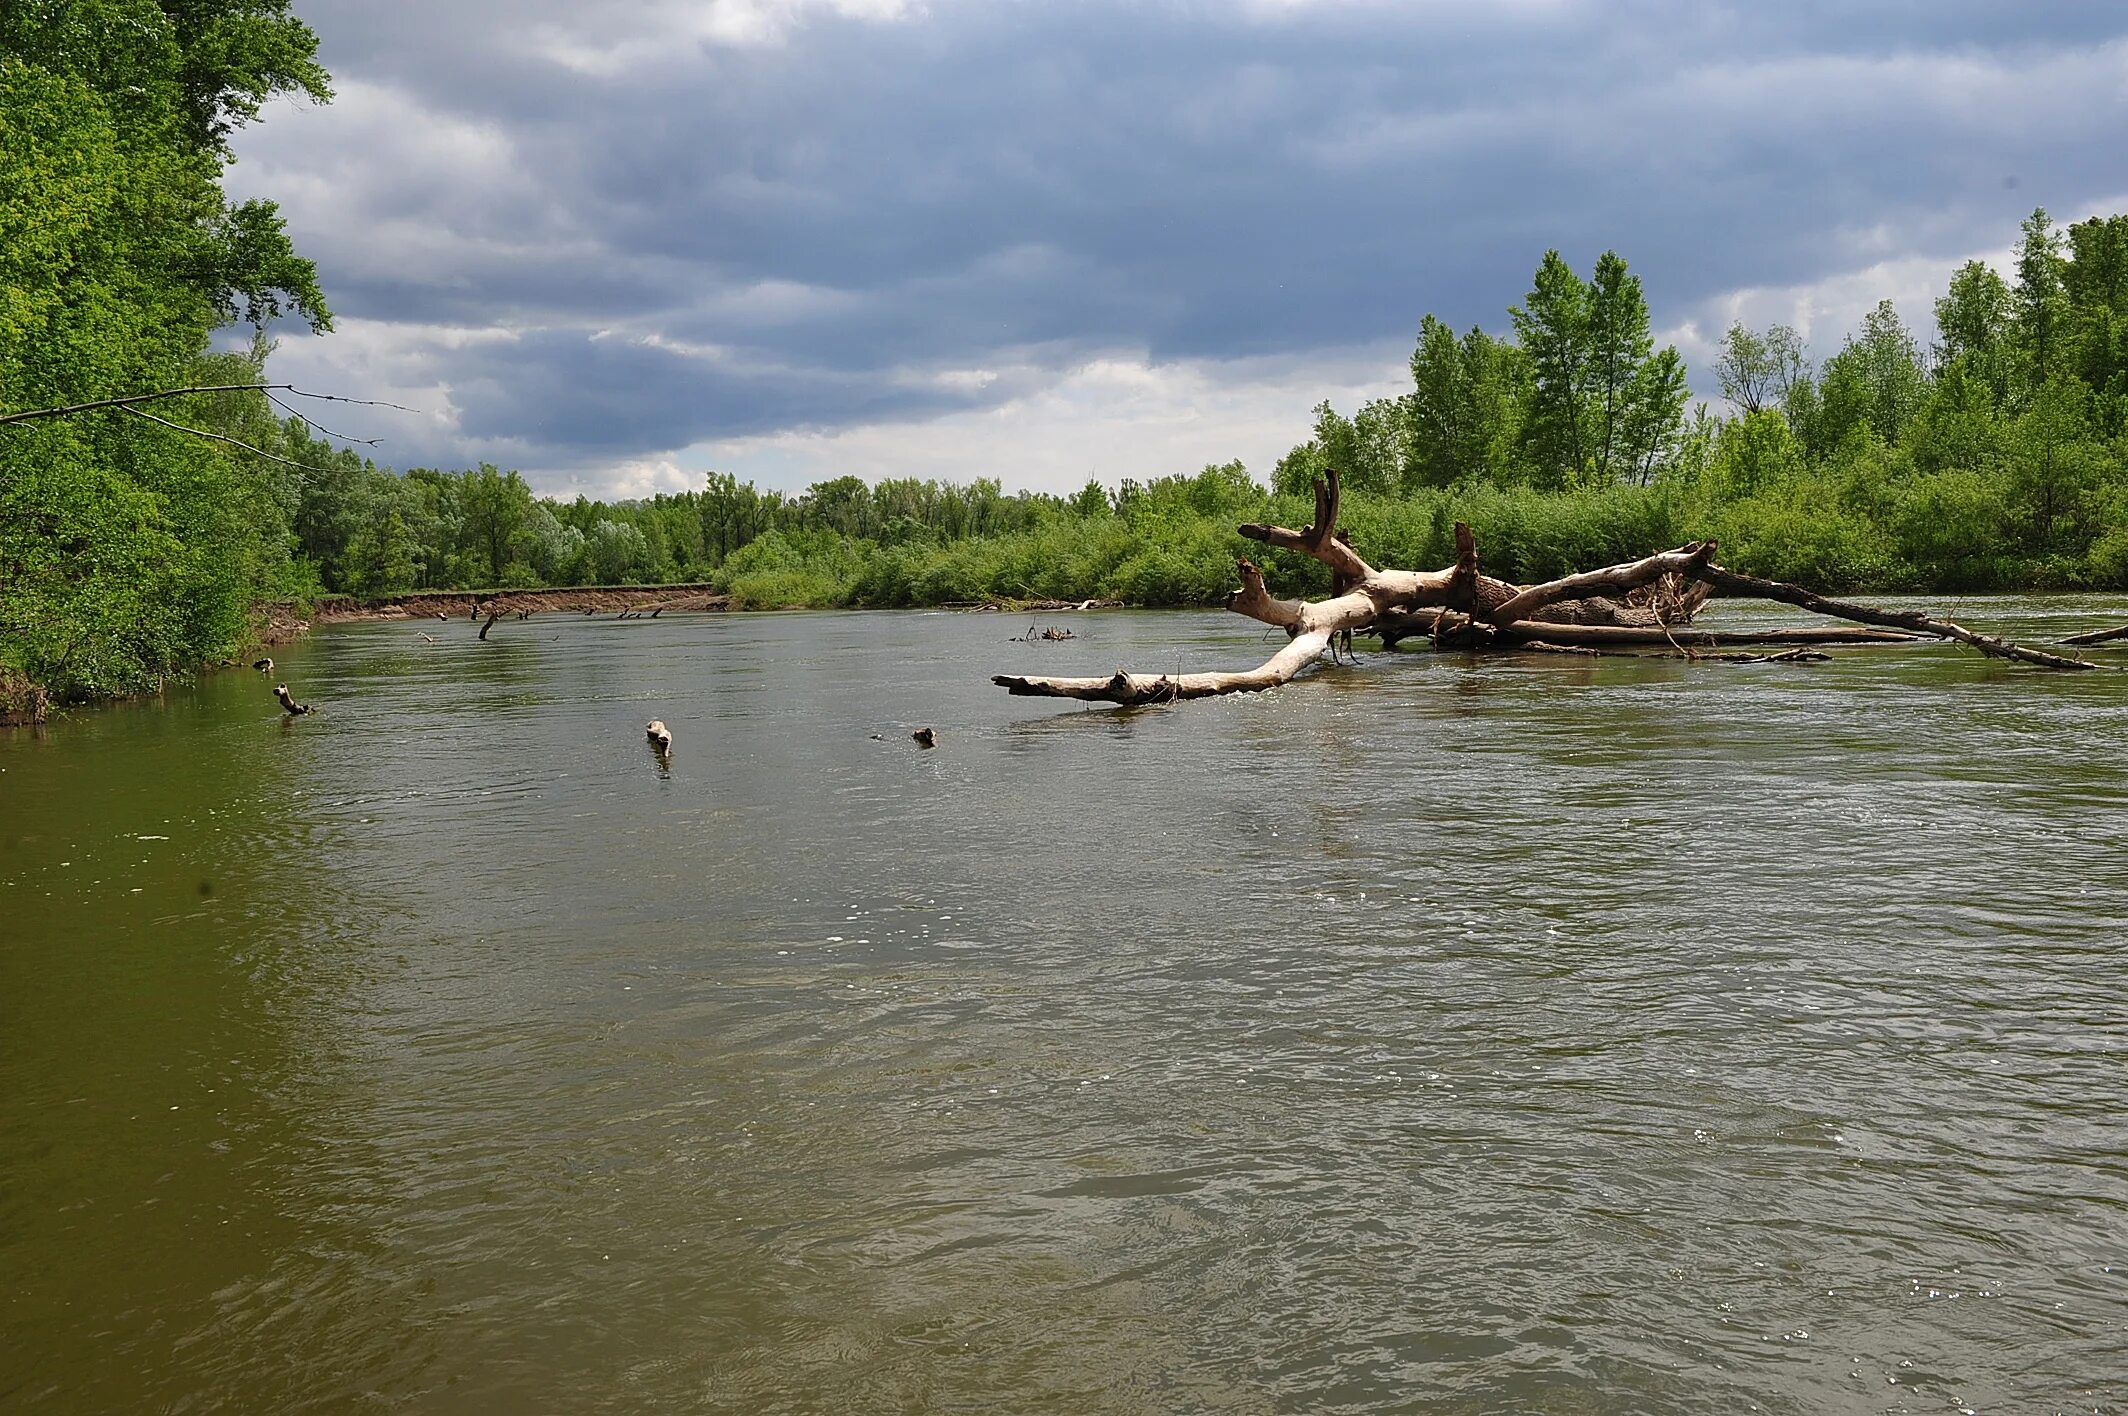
[993,471,2102,705]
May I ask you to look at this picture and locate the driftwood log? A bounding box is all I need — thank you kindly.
[1372,608,1914,651]
[992,471,2100,705]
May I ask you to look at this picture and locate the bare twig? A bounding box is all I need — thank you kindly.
[120,406,315,470]
[0,383,421,427]
[262,390,382,446]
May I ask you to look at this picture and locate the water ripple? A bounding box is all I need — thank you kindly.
[5,606,2128,1413]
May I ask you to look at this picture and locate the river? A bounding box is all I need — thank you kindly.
[3,602,2126,1413]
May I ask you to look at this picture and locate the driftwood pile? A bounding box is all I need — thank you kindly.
[994,471,2106,706]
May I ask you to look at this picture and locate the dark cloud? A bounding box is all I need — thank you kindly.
[227,0,2128,478]
[443,327,994,452]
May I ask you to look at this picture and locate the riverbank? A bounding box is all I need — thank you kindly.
[0,586,736,726]
[251,583,735,650]
[286,585,1120,632]
[310,582,734,626]
[0,586,1144,726]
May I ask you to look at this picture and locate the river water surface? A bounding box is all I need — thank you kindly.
[4,603,2127,1414]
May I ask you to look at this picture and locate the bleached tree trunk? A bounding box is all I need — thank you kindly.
[992,471,2102,705]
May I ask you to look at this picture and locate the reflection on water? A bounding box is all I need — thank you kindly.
[4,601,2128,1413]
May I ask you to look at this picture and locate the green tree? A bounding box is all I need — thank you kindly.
[1906,357,2007,477]
[1715,322,1806,419]
[1588,251,1673,480]
[1715,323,1776,415]
[457,464,537,585]
[589,520,652,583]
[1406,318,1524,487]
[1934,259,2012,403]
[345,507,419,594]
[1820,300,1925,447]
[2063,214,2128,422]
[700,472,776,564]
[525,504,579,582]
[2011,207,2069,400]
[1272,402,1360,495]
[1512,250,1685,486]
[2007,379,2099,556]
[1350,397,1408,494]
[1511,251,1592,487]
[1068,477,1110,518]
[1183,460,1260,517]
[0,0,332,702]
[1707,407,1805,498]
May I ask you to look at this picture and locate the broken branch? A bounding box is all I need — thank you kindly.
[1685,565,2097,671]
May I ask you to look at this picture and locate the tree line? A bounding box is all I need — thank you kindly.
[291,215,2128,618]
[5,9,2126,710]
[1279,216,2128,591]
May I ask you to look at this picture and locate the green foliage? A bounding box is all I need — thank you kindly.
[1936,260,2013,403]
[1407,317,1525,488]
[1510,251,1593,487]
[1707,489,1894,589]
[1253,218,2128,597]
[11,115,2128,711]
[1508,250,1687,487]
[1,0,333,703]
[345,508,419,594]
[1826,300,1927,446]
[1890,469,2014,589]
[2013,207,2070,396]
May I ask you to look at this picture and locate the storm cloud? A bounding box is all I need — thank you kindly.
[226,0,2128,494]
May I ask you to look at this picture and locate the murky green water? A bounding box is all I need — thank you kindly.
[4,602,2128,1414]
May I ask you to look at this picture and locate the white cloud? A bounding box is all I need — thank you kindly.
[222,1,2128,497]
[595,455,702,499]
[675,345,1411,497]
[516,0,922,75]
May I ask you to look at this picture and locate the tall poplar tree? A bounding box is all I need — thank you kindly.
[1512,250,1686,486]
[2011,207,2068,401]
[1510,251,1592,487]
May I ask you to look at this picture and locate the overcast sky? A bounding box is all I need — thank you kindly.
[225,0,2128,500]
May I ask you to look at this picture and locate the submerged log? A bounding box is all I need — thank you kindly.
[2062,623,2128,647]
[990,470,2102,705]
[1373,608,1918,651]
[273,684,313,716]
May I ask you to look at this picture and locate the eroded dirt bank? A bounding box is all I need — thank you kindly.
[256,584,735,642]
